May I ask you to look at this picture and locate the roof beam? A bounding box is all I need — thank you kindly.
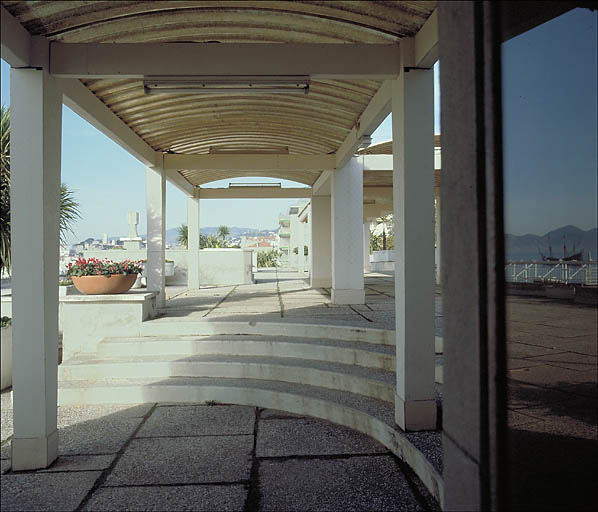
[0,4,30,67]
[50,43,401,79]
[57,78,157,167]
[198,187,311,199]
[164,154,335,172]
[335,80,393,168]
[56,78,195,197]
[312,170,332,196]
[415,9,439,68]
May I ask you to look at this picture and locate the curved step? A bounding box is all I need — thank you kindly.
[59,354,396,402]
[97,335,395,370]
[57,376,443,507]
[141,320,394,345]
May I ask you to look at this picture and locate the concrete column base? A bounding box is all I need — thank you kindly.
[331,288,365,305]
[395,393,437,431]
[12,430,58,470]
[311,277,332,288]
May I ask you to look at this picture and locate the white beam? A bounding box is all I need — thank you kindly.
[50,43,401,79]
[415,9,439,68]
[335,80,393,169]
[199,187,311,199]
[57,78,156,166]
[0,4,30,67]
[164,153,335,172]
[312,170,332,196]
[57,79,195,198]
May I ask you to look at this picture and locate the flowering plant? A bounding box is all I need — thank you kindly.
[67,257,143,277]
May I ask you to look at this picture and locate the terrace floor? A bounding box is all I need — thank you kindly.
[1,270,596,510]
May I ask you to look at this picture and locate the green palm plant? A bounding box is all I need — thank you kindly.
[177,224,188,248]
[0,105,82,274]
[217,225,230,240]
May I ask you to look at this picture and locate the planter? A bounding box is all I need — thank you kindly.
[72,274,138,295]
[165,261,175,277]
[1,325,11,390]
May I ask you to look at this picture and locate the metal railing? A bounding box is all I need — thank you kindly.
[505,261,598,286]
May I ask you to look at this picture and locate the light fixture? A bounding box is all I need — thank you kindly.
[143,76,310,95]
[229,182,282,188]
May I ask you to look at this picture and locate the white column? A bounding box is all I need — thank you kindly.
[146,166,166,307]
[310,196,332,288]
[10,68,61,470]
[331,157,364,304]
[392,40,436,431]
[187,196,200,289]
[435,197,441,286]
[363,221,372,272]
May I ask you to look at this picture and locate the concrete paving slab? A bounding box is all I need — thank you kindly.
[39,454,116,473]
[529,351,598,371]
[0,390,12,410]
[257,418,388,457]
[106,436,253,485]
[507,380,573,409]
[83,484,247,512]
[58,417,143,456]
[507,341,564,359]
[508,364,597,388]
[1,471,101,512]
[137,405,255,437]
[259,456,425,511]
[260,408,305,420]
[58,404,153,426]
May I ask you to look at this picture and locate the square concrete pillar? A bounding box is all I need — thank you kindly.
[310,195,332,288]
[363,222,372,272]
[146,166,166,307]
[392,39,436,431]
[331,157,364,304]
[187,196,200,289]
[439,2,507,509]
[10,68,61,470]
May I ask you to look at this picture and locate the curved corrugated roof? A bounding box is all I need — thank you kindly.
[2,1,436,186]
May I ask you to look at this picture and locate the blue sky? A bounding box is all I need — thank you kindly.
[1,8,596,243]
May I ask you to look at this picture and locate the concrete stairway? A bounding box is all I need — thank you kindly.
[58,321,444,505]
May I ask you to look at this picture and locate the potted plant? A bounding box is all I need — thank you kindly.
[1,316,11,390]
[67,257,143,295]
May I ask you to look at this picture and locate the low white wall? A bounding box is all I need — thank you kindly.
[199,249,254,286]
[83,248,253,286]
[371,250,395,263]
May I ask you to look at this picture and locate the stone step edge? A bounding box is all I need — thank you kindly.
[142,319,395,344]
[58,358,395,402]
[142,321,444,353]
[59,355,443,387]
[57,380,443,507]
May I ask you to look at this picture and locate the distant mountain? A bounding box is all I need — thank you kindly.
[506,225,598,261]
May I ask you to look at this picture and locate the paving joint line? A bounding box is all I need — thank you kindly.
[101,481,250,488]
[257,452,391,462]
[74,403,159,512]
[390,452,441,511]
[136,433,254,439]
[243,407,262,512]
[203,285,238,318]
[349,305,374,323]
[275,270,284,318]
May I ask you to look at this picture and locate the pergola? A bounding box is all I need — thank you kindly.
[0,1,578,509]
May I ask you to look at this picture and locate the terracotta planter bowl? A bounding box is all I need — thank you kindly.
[72,274,138,295]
